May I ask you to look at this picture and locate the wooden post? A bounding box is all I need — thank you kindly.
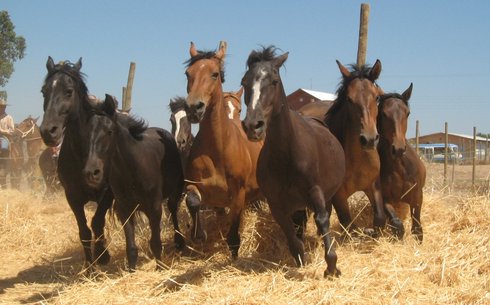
[473,127,477,187]
[444,122,448,184]
[121,87,126,111]
[415,120,420,157]
[123,62,136,113]
[357,3,370,66]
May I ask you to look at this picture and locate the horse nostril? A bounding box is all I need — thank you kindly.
[49,126,57,135]
[360,135,368,146]
[93,169,101,178]
[255,121,264,131]
[196,102,205,110]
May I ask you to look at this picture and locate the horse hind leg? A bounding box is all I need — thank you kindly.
[385,202,405,240]
[309,186,340,278]
[147,204,164,270]
[91,191,113,265]
[121,214,138,272]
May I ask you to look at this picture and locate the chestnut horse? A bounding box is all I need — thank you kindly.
[223,88,243,122]
[15,116,45,188]
[377,83,426,242]
[84,95,185,270]
[324,60,386,235]
[241,47,345,277]
[39,57,113,270]
[184,41,262,258]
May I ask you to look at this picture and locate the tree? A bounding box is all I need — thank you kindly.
[0,11,26,89]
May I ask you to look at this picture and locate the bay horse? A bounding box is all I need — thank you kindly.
[14,116,45,188]
[324,60,386,236]
[377,83,426,242]
[297,100,334,121]
[83,95,185,270]
[39,57,113,270]
[241,47,345,277]
[184,41,262,258]
[169,96,194,167]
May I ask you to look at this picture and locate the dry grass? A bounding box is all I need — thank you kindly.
[1,164,489,305]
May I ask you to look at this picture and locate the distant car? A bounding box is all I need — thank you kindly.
[417,143,463,164]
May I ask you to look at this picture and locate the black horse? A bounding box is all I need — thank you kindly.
[39,57,113,271]
[38,146,62,197]
[83,95,185,270]
[241,47,345,277]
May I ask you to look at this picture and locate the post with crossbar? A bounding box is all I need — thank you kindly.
[356,3,370,66]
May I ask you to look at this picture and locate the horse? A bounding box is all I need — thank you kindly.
[377,83,426,242]
[297,100,333,121]
[38,146,61,197]
[223,88,243,122]
[324,60,386,236]
[183,41,262,258]
[83,94,185,270]
[241,46,345,277]
[14,116,45,188]
[39,57,113,270]
[169,96,194,167]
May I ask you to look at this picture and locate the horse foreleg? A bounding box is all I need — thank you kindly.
[384,202,405,240]
[309,186,340,278]
[91,190,113,265]
[292,209,308,241]
[185,185,206,242]
[364,178,386,236]
[66,198,93,270]
[331,191,356,234]
[411,195,423,243]
[121,214,138,272]
[167,189,185,251]
[270,203,305,267]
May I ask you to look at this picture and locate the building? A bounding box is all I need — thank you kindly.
[410,132,490,163]
[286,88,336,111]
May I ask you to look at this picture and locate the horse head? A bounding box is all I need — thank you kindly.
[169,96,192,152]
[241,46,288,141]
[184,41,226,123]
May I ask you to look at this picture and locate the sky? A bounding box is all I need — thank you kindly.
[2,1,490,138]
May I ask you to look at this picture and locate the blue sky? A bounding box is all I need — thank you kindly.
[2,1,490,138]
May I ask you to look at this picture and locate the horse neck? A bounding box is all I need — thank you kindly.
[198,84,230,146]
[265,83,293,147]
[64,95,91,152]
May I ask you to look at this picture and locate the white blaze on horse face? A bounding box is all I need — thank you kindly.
[52,79,58,88]
[174,110,187,141]
[227,100,235,119]
[251,69,266,110]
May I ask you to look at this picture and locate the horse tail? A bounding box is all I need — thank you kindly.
[157,128,185,200]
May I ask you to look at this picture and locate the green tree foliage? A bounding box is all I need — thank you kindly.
[477,132,490,139]
[0,11,26,88]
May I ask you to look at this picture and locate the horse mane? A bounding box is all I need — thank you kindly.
[324,63,378,142]
[184,49,225,83]
[168,96,187,113]
[246,45,279,66]
[116,112,148,140]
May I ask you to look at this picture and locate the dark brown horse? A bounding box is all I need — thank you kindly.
[184,41,262,258]
[83,95,185,270]
[377,83,426,242]
[38,146,61,197]
[241,47,345,277]
[324,60,386,235]
[39,57,113,270]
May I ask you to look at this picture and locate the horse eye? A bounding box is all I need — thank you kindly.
[211,72,219,80]
[272,79,279,86]
[66,89,73,98]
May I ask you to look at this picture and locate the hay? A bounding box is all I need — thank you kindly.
[1,164,489,304]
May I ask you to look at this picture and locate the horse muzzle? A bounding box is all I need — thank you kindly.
[40,123,63,147]
[187,101,206,123]
[242,119,265,142]
[83,165,105,189]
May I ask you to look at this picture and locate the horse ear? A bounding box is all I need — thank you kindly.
[336,60,351,78]
[189,42,198,57]
[369,59,382,81]
[216,40,227,60]
[236,86,244,98]
[274,52,289,69]
[47,56,55,72]
[402,83,413,102]
[33,116,40,124]
[103,94,117,116]
[74,58,82,71]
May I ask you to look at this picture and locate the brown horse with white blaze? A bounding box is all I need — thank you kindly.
[184,41,262,258]
[377,83,426,242]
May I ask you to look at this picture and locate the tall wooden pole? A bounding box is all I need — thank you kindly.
[473,127,477,187]
[357,3,370,66]
[123,62,136,113]
[415,120,420,157]
[444,122,448,184]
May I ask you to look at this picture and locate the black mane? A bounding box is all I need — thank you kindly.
[184,49,225,83]
[379,92,409,108]
[116,112,148,140]
[246,46,279,67]
[169,96,187,113]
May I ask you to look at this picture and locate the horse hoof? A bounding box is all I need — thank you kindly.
[174,234,186,251]
[324,267,341,279]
